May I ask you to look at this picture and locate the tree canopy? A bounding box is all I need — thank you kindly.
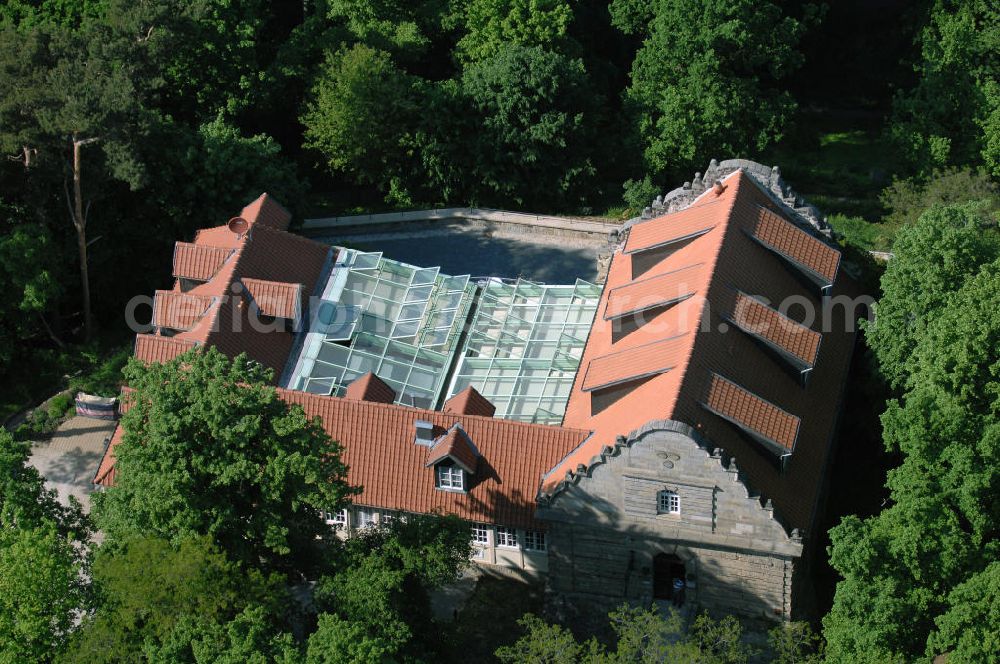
[612,0,813,175]
[825,203,1000,663]
[890,0,1000,177]
[91,347,355,575]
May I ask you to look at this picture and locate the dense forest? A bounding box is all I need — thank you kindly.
[2,1,999,662]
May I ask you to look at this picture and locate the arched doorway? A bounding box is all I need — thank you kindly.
[653,553,686,601]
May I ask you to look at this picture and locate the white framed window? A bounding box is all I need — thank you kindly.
[323,509,347,527]
[436,462,464,491]
[379,511,397,525]
[472,524,490,545]
[658,490,681,515]
[496,526,518,549]
[356,507,376,528]
[524,530,547,552]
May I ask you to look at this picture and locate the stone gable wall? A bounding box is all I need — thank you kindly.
[538,422,803,621]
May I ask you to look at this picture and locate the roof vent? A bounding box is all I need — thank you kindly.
[713,180,725,196]
[414,420,436,446]
[227,216,249,238]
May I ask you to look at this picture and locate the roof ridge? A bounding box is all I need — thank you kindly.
[278,388,591,435]
[663,170,746,421]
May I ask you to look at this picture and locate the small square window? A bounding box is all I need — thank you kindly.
[436,462,465,491]
[472,524,490,545]
[496,526,518,548]
[524,530,547,552]
[658,490,680,515]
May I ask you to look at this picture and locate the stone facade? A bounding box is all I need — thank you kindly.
[537,420,804,622]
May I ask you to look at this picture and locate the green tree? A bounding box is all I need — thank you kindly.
[497,604,758,663]
[861,204,1000,389]
[612,0,811,176]
[926,562,1000,663]
[309,515,471,662]
[302,43,422,204]
[826,250,1000,662]
[0,521,87,663]
[879,167,999,233]
[160,114,304,227]
[456,0,574,63]
[0,202,63,377]
[63,535,293,664]
[326,0,454,61]
[890,0,1000,176]
[91,347,355,574]
[768,621,824,664]
[460,44,598,208]
[0,429,89,662]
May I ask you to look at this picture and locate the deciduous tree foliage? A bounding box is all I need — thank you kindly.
[62,535,294,664]
[456,0,574,63]
[303,43,421,201]
[0,429,89,663]
[460,44,598,208]
[309,515,472,661]
[890,0,1000,176]
[611,0,812,176]
[92,347,355,575]
[861,204,1000,390]
[825,206,1000,663]
[497,604,821,663]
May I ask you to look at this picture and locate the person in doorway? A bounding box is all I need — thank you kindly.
[672,577,686,606]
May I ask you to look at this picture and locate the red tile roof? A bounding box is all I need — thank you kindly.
[241,278,301,320]
[603,264,701,320]
[172,243,232,281]
[558,170,856,530]
[443,386,496,417]
[135,197,333,379]
[746,205,841,287]
[240,193,292,231]
[93,424,122,487]
[279,390,590,529]
[425,425,479,474]
[134,335,197,364]
[701,373,800,453]
[344,372,396,403]
[581,335,689,392]
[152,291,214,331]
[724,291,821,368]
[624,200,723,254]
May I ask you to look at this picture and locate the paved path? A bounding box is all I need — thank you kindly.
[28,416,116,512]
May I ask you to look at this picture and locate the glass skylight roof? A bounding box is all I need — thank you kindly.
[444,278,601,424]
[287,250,475,408]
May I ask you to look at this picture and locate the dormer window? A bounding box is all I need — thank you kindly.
[436,460,465,491]
[425,423,479,492]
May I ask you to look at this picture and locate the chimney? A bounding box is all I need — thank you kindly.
[414,420,436,446]
[713,180,725,196]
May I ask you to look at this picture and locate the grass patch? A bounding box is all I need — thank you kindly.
[444,573,544,663]
[758,109,895,221]
[828,214,897,253]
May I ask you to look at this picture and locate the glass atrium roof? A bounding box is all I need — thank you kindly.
[286,250,601,423]
[444,278,601,425]
[287,250,475,408]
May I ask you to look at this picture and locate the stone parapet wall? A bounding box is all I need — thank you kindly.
[302,207,619,238]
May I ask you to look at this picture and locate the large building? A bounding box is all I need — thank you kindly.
[95,160,860,622]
